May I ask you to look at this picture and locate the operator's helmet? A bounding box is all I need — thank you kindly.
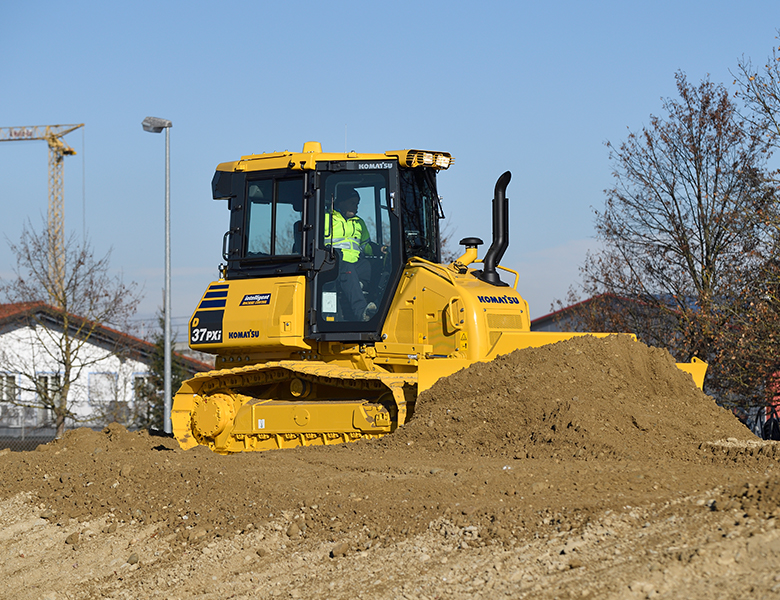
[335,187,359,206]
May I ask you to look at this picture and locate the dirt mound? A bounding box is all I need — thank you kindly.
[388,335,749,460]
[7,425,207,526]
[0,336,754,535]
[1,334,774,600]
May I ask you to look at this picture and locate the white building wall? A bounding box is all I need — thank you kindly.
[0,323,150,429]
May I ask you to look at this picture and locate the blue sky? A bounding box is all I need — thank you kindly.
[1,1,778,338]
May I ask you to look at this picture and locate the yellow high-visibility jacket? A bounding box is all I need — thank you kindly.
[324,211,372,263]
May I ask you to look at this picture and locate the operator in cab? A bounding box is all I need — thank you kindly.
[325,188,378,321]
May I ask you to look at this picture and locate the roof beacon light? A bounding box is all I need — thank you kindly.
[435,154,451,169]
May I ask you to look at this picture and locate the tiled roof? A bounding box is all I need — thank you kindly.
[0,302,211,373]
[0,301,45,320]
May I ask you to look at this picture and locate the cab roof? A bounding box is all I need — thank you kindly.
[216,141,453,173]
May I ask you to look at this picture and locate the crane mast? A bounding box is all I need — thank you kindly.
[0,124,85,295]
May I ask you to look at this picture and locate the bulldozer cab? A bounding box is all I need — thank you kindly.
[314,163,445,340]
[214,146,449,343]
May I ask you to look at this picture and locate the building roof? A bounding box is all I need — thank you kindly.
[531,294,607,327]
[530,292,690,334]
[530,293,622,331]
[0,302,212,374]
[0,301,45,321]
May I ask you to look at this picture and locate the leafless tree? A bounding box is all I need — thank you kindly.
[734,31,780,151]
[570,72,778,402]
[439,217,461,264]
[716,40,780,405]
[0,221,142,436]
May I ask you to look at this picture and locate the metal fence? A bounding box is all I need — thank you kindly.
[0,426,58,452]
[0,403,134,452]
[0,425,172,452]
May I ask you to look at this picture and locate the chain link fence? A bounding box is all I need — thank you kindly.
[0,424,171,452]
[0,403,59,451]
[0,427,58,451]
[0,396,169,451]
[0,404,169,452]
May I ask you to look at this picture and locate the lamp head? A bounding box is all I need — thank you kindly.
[142,116,172,133]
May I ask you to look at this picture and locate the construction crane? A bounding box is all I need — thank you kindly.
[0,124,85,292]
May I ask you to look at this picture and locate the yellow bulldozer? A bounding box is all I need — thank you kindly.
[171,142,707,453]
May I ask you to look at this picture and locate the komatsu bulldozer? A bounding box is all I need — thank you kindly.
[171,142,707,453]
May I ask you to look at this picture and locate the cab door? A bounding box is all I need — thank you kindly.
[309,162,402,342]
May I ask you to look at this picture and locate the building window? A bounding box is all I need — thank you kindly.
[89,372,127,425]
[37,373,60,403]
[35,374,59,427]
[0,405,19,427]
[1,373,17,402]
[38,405,54,428]
[20,406,36,428]
[0,374,19,427]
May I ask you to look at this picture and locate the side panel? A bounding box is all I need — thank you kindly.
[381,264,534,363]
[189,277,312,354]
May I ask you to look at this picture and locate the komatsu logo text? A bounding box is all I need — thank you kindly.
[358,162,393,170]
[240,293,271,306]
[228,329,260,339]
[477,295,521,305]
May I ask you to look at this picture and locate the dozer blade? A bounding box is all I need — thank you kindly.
[674,356,708,389]
[171,361,416,454]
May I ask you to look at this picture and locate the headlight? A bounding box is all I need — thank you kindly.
[385,150,454,170]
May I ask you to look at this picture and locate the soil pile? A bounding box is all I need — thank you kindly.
[3,334,780,600]
[391,334,746,460]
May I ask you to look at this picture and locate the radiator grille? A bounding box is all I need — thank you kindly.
[487,313,524,330]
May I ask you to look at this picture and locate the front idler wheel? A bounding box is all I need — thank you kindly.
[192,391,236,441]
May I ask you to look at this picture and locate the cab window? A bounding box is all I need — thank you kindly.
[399,167,440,263]
[245,177,304,257]
[316,170,399,328]
[320,172,391,250]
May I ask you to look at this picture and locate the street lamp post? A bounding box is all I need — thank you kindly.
[142,116,173,434]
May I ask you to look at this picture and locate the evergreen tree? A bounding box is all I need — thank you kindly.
[134,313,189,431]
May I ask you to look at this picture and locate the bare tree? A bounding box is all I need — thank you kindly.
[572,72,778,400]
[734,31,780,150]
[0,221,142,437]
[439,217,461,264]
[715,35,780,404]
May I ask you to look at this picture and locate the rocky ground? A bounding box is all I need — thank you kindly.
[2,335,779,600]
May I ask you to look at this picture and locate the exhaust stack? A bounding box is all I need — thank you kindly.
[477,171,512,286]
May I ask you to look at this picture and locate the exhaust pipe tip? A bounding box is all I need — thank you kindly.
[477,171,512,286]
